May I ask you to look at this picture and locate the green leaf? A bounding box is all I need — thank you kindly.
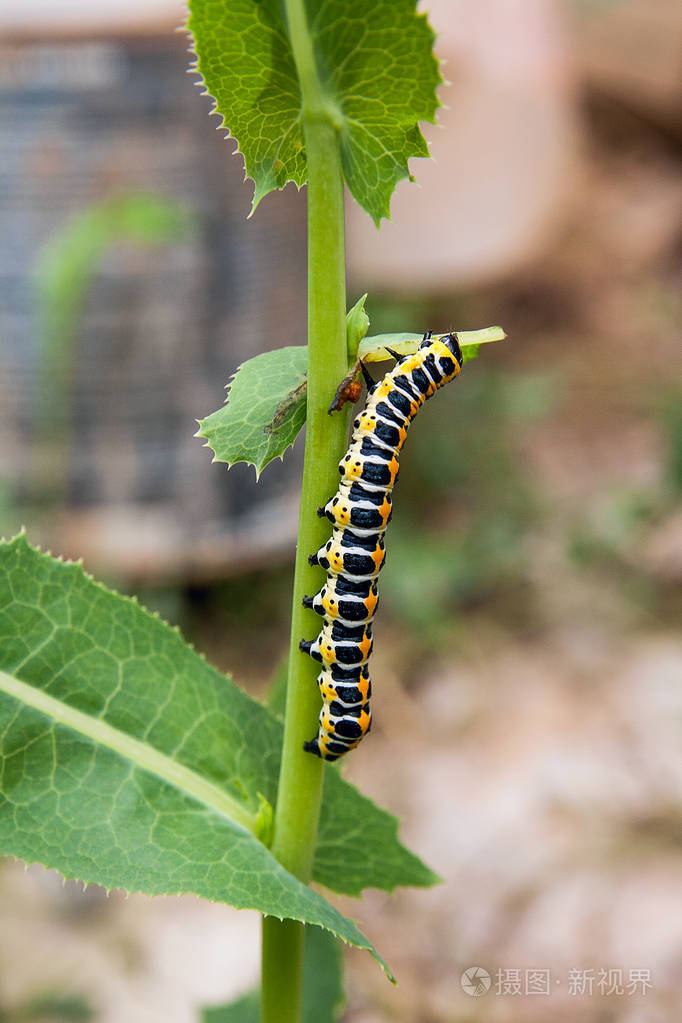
[0,534,384,971]
[358,326,507,363]
[461,343,480,364]
[195,326,506,476]
[196,293,373,474]
[196,347,308,478]
[186,0,441,224]
[201,925,344,1023]
[317,770,438,895]
[0,536,436,970]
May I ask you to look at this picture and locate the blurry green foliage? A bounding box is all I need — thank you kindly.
[660,389,682,496]
[31,193,194,505]
[380,368,554,641]
[35,192,194,355]
[4,991,95,1022]
[567,388,682,567]
[187,568,292,642]
[181,566,293,685]
[181,366,555,655]
[564,390,682,625]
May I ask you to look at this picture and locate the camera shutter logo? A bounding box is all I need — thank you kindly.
[461,966,492,997]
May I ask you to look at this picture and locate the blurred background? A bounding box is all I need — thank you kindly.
[1,0,681,1020]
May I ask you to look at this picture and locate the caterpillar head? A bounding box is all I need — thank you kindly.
[439,332,463,366]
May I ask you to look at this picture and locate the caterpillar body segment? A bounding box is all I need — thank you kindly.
[338,454,400,493]
[317,664,372,707]
[305,665,372,762]
[303,575,379,625]
[300,619,373,667]
[320,702,371,741]
[308,528,386,580]
[376,383,420,421]
[352,408,409,451]
[321,486,393,533]
[302,331,464,760]
[325,479,393,515]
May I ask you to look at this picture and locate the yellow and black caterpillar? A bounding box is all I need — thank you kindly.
[300,331,464,761]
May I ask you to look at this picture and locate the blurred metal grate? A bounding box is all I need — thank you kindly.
[0,35,307,584]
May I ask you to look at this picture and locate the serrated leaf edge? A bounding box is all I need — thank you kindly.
[194,357,307,479]
[6,850,392,980]
[183,26,305,217]
[0,534,393,978]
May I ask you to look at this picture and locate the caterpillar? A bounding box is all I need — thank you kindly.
[300,331,464,761]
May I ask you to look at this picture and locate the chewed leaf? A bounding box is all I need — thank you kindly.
[196,346,308,477]
[358,326,507,364]
[186,0,442,224]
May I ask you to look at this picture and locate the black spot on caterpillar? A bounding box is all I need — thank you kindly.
[301,331,464,761]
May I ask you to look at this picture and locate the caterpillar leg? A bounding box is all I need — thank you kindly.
[304,728,369,762]
[304,576,379,625]
[304,736,348,762]
[304,705,371,761]
[300,621,373,667]
[303,737,326,759]
[303,663,372,761]
[310,529,385,579]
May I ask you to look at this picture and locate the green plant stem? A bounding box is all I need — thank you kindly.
[260,3,350,1022]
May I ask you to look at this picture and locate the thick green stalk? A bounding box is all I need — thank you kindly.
[260,3,350,1022]
[270,126,348,885]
